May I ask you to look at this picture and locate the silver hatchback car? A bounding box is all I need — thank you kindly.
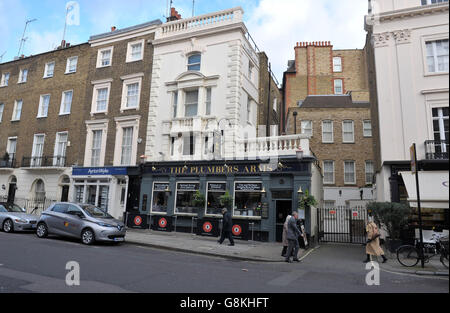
[36,203,126,245]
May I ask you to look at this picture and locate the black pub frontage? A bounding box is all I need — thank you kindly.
[126,156,318,243]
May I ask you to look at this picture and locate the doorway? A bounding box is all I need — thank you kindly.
[7,176,17,203]
[275,200,292,242]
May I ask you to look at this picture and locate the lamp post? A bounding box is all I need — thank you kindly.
[293,111,298,134]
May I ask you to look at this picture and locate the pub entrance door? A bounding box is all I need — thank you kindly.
[276,200,292,242]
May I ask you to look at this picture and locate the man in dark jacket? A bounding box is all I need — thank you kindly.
[285,211,301,263]
[218,208,235,246]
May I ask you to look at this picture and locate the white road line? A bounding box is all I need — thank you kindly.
[299,245,320,261]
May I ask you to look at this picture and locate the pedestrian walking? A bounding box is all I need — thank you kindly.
[218,208,235,246]
[285,211,301,263]
[364,217,387,263]
[281,214,292,257]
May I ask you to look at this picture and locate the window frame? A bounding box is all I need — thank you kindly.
[421,35,449,76]
[184,89,199,117]
[363,120,372,137]
[60,90,73,115]
[120,76,142,112]
[65,56,78,74]
[18,69,28,84]
[322,120,334,143]
[301,120,313,136]
[96,46,114,68]
[126,39,145,63]
[12,100,23,121]
[365,160,374,185]
[53,131,68,166]
[43,61,55,78]
[0,103,4,123]
[344,160,356,185]
[333,79,343,94]
[0,72,10,86]
[205,181,227,217]
[333,57,342,72]
[174,181,201,216]
[91,82,111,115]
[233,181,263,219]
[84,120,108,167]
[323,160,335,185]
[187,53,201,71]
[37,94,51,118]
[151,182,170,215]
[342,120,355,143]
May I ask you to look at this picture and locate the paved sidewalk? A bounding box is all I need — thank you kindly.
[124,229,308,262]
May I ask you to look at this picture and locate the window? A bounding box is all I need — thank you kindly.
[126,40,144,62]
[7,138,17,161]
[60,90,73,115]
[151,183,169,214]
[92,85,110,113]
[12,100,22,121]
[365,161,374,185]
[322,120,333,143]
[432,107,449,155]
[44,62,55,78]
[323,161,335,184]
[248,62,254,80]
[124,82,139,109]
[54,132,68,166]
[172,91,178,118]
[183,132,195,156]
[247,96,252,124]
[0,103,4,122]
[344,161,356,184]
[66,56,78,73]
[273,98,277,112]
[31,134,45,167]
[205,88,212,115]
[342,120,355,143]
[187,54,201,71]
[301,120,313,136]
[120,127,133,165]
[97,47,113,68]
[18,69,28,83]
[206,182,226,216]
[175,182,200,215]
[363,120,372,137]
[1,73,10,86]
[37,94,50,118]
[74,180,110,211]
[323,200,335,209]
[170,137,175,156]
[425,39,449,73]
[91,130,102,167]
[234,183,263,217]
[422,0,448,4]
[185,89,198,117]
[333,57,342,72]
[334,79,343,94]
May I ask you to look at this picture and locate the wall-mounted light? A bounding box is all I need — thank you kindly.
[164,186,172,196]
[140,155,147,164]
[137,138,143,144]
[297,186,304,196]
[261,187,266,197]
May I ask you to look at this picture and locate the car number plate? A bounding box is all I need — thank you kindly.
[114,237,125,242]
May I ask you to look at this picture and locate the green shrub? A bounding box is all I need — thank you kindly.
[366,202,411,239]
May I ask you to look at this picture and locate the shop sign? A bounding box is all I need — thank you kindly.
[127,214,149,229]
[177,183,200,191]
[352,211,359,218]
[197,219,220,237]
[231,221,249,240]
[154,183,170,191]
[151,216,173,232]
[329,210,336,215]
[235,183,262,192]
[72,167,127,176]
[208,183,227,191]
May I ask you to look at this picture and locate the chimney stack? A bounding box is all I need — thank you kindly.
[167,7,182,22]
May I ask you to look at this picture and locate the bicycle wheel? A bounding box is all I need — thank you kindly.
[440,251,449,269]
[397,245,420,267]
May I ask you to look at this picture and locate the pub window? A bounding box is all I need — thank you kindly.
[151,182,169,214]
[175,182,200,215]
[234,182,263,217]
[206,182,226,216]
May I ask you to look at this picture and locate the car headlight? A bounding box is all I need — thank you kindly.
[14,218,28,224]
[96,222,115,228]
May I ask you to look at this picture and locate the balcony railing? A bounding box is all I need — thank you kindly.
[425,140,449,160]
[235,134,311,158]
[0,156,16,168]
[21,156,67,168]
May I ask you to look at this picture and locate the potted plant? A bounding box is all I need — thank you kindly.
[298,189,317,211]
[192,190,206,214]
[366,202,411,253]
[219,191,234,210]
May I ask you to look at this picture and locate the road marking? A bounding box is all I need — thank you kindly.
[379,267,449,281]
[299,246,320,261]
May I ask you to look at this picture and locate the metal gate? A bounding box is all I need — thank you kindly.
[317,206,368,244]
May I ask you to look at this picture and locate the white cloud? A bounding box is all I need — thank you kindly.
[245,0,368,82]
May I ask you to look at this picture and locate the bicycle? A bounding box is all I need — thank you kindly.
[396,233,449,268]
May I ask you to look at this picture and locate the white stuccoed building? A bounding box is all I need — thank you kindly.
[365,0,449,230]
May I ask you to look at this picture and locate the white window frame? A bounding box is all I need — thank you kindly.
[7,137,17,158]
[422,0,449,5]
[344,161,356,185]
[84,120,108,167]
[421,34,449,76]
[273,98,277,112]
[0,103,4,123]
[126,39,144,63]
[1,72,10,86]
[205,181,227,217]
[65,56,78,74]
[322,120,334,143]
[120,74,142,112]
[172,91,178,118]
[247,96,252,125]
[333,57,342,72]
[232,181,263,219]
[301,120,313,136]
[323,160,335,184]
[12,100,23,121]
[363,120,372,137]
[91,81,111,115]
[365,161,374,185]
[43,62,55,78]
[174,181,201,216]
[53,132,68,166]
[151,182,170,215]
[205,87,212,116]
[184,89,199,117]
[334,79,343,94]
[60,90,73,115]
[342,120,355,143]
[187,53,201,71]
[113,116,140,166]
[18,69,28,83]
[37,94,51,118]
[31,134,46,166]
[96,47,114,68]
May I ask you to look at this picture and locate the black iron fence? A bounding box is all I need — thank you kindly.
[317,206,368,244]
[0,196,56,215]
[21,156,66,168]
[425,140,449,160]
[0,154,16,168]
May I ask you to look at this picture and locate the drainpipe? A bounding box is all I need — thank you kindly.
[266,62,271,137]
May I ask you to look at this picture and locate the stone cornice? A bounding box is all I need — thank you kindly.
[378,3,448,23]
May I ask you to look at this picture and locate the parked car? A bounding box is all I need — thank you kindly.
[0,202,38,233]
[36,202,126,245]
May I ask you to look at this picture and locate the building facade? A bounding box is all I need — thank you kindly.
[365,0,449,229]
[0,42,91,211]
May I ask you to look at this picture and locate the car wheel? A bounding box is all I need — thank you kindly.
[81,229,95,245]
[36,223,48,238]
[3,219,14,233]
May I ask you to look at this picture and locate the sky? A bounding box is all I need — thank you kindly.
[0,0,369,81]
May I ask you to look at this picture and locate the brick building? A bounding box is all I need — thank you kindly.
[0,42,91,210]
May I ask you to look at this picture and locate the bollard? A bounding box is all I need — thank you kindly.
[250,222,255,242]
[174,215,178,233]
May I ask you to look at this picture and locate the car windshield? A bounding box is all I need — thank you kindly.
[80,205,113,219]
[5,204,26,213]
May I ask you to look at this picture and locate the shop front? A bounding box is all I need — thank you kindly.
[136,158,318,242]
[71,167,129,219]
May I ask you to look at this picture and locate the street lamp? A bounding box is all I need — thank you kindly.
[293,111,298,134]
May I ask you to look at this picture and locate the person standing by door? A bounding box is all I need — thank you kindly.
[218,208,235,246]
[281,214,292,257]
[285,211,301,263]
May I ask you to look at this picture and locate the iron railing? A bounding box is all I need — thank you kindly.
[425,140,449,160]
[0,155,16,168]
[21,156,66,168]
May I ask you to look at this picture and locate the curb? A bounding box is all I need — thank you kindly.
[124,239,311,263]
[380,265,449,277]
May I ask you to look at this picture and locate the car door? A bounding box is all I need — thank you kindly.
[64,205,85,238]
[47,203,69,235]
[0,205,7,228]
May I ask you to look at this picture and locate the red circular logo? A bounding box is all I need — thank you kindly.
[203,222,213,233]
[232,225,242,236]
[158,218,167,228]
[134,216,142,226]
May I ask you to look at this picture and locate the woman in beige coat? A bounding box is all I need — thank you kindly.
[281,215,291,257]
[364,218,387,263]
